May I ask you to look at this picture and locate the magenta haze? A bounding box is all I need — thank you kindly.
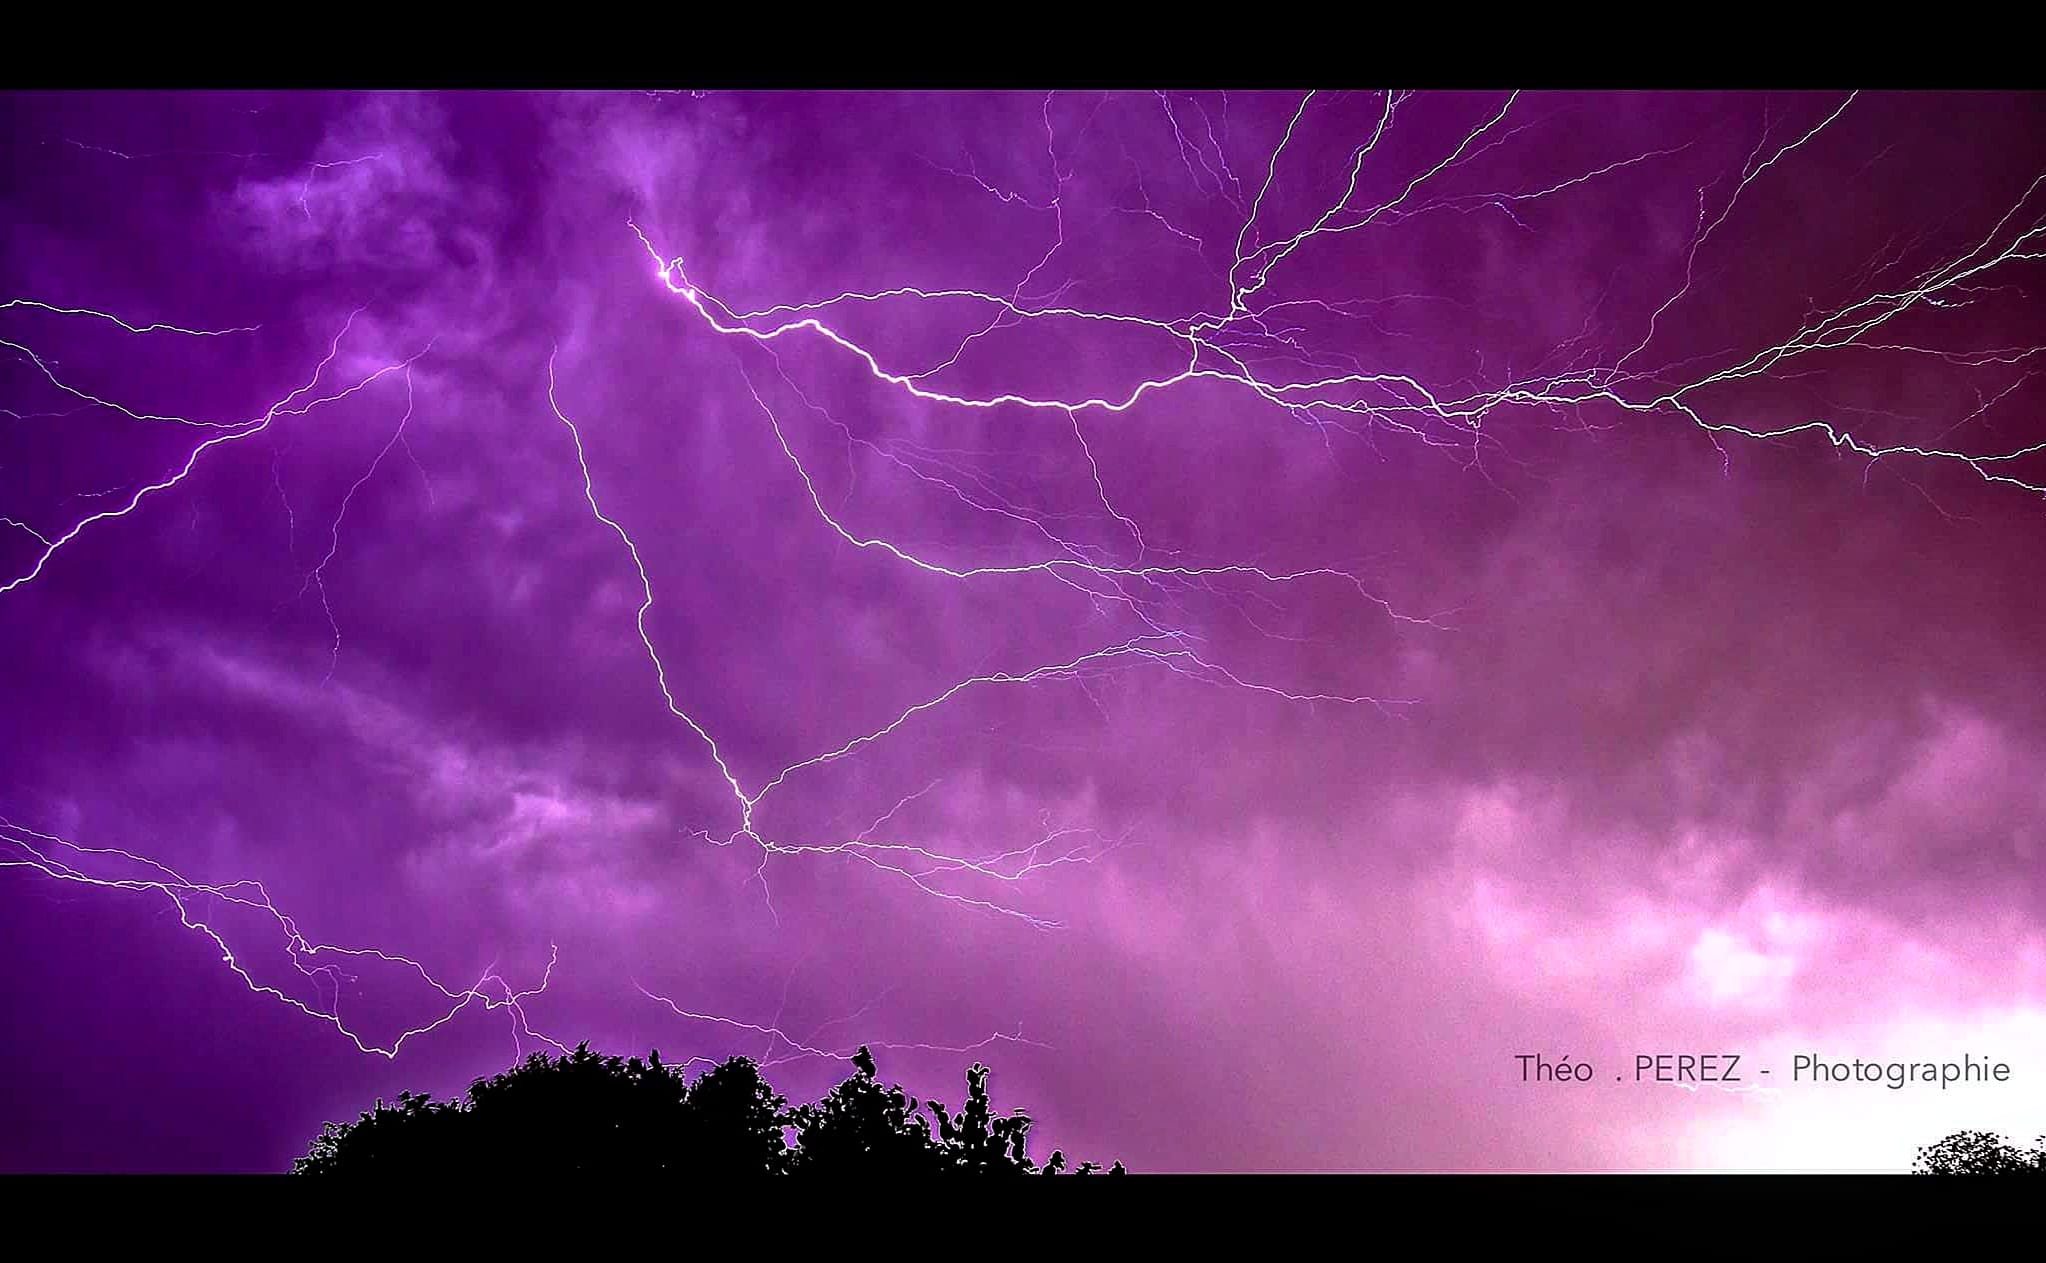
[2,91,2043,1174]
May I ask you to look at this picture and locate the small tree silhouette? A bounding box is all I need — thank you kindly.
[295,1042,1123,1175]
[1912,1130,2046,1174]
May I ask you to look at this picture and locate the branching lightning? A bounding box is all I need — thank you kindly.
[4,90,2042,1095]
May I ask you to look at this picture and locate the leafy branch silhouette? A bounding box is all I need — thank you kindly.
[295,1042,1124,1175]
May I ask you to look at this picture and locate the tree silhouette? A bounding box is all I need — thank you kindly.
[295,1043,1123,1175]
[1912,1129,2046,1175]
[784,1045,950,1174]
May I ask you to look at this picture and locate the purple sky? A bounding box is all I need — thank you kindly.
[3,90,2044,1173]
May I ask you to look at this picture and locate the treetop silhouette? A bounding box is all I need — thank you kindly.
[1912,1129,2046,1175]
[295,1042,1124,1175]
